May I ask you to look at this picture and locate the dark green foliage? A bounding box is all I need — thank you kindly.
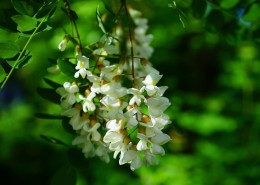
[191,0,207,18]
[50,164,77,185]
[57,59,76,77]
[37,88,61,104]
[205,9,225,33]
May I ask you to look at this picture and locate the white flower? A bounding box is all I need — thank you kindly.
[136,133,148,151]
[100,96,126,120]
[87,122,101,141]
[79,91,96,112]
[87,72,102,94]
[93,35,119,56]
[123,107,139,128]
[100,64,123,81]
[74,55,89,79]
[142,71,162,96]
[56,82,79,108]
[119,150,142,171]
[95,141,110,163]
[72,131,95,158]
[146,96,171,117]
[127,87,146,106]
[101,80,127,98]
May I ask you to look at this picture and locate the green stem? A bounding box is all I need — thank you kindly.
[1,8,55,90]
[122,0,135,84]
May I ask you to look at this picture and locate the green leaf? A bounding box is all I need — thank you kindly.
[0,41,20,59]
[7,50,32,69]
[0,65,6,83]
[40,134,69,147]
[35,113,64,120]
[12,15,37,32]
[243,3,260,22]
[220,0,239,9]
[96,6,107,34]
[18,23,52,37]
[57,59,75,77]
[37,87,61,104]
[68,148,88,168]
[11,0,34,16]
[191,0,207,18]
[205,10,225,33]
[51,164,77,185]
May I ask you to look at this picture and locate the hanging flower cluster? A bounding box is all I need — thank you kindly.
[55,7,171,170]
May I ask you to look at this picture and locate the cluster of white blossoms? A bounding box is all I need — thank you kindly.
[55,8,171,170]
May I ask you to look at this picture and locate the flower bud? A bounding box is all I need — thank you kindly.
[58,35,70,51]
[142,115,150,123]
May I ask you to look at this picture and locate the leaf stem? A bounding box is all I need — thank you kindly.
[64,0,83,53]
[122,0,135,84]
[0,8,54,90]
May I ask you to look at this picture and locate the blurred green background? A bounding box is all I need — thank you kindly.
[0,0,260,184]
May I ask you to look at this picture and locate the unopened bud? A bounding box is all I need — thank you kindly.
[138,126,146,134]
[118,119,125,127]
[85,89,91,97]
[140,58,148,66]
[112,75,121,82]
[90,119,96,127]
[82,113,89,120]
[58,36,69,51]
[142,115,151,123]
[74,103,82,110]
[123,136,131,144]
[126,105,133,111]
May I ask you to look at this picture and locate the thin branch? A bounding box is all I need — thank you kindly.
[121,0,135,84]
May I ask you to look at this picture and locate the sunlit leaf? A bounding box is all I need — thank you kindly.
[0,41,20,59]
[51,164,77,185]
[40,134,69,146]
[243,3,260,22]
[57,59,75,77]
[220,0,239,9]
[96,6,107,34]
[11,15,37,32]
[18,23,52,37]
[191,0,207,18]
[7,50,32,69]
[11,0,34,16]
[37,87,61,104]
[0,65,6,83]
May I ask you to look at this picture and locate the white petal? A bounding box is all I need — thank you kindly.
[150,143,165,155]
[151,133,171,145]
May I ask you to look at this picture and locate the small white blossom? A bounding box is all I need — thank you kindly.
[127,87,146,106]
[74,55,89,79]
[56,82,79,108]
[79,91,96,112]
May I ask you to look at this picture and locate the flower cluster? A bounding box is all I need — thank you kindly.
[55,8,171,170]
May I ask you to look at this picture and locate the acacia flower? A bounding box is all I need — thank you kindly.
[56,82,79,108]
[74,54,89,79]
[79,91,96,112]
